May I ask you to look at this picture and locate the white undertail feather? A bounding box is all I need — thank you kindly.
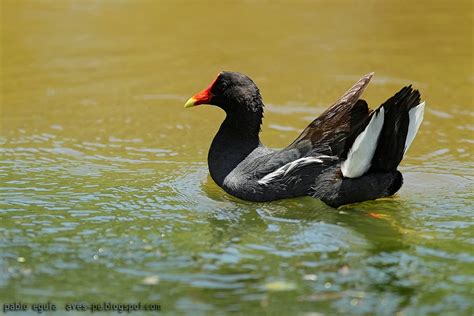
[341,108,385,178]
[404,101,425,154]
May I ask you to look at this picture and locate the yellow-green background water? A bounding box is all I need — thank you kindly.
[1,0,473,315]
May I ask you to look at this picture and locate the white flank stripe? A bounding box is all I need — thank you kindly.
[341,108,385,178]
[258,157,326,185]
[404,101,425,154]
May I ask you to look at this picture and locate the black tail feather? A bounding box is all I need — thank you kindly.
[370,86,421,172]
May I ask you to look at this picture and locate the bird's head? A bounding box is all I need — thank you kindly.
[184,71,263,114]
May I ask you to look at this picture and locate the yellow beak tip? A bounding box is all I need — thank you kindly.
[184,97,196,108]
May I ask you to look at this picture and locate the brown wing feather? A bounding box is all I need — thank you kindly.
[287,73,374,157]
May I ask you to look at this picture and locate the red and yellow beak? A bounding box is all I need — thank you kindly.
[184,77,217,108]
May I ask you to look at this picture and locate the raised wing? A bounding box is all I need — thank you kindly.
[286,73,374,158]
[248,73,376,188]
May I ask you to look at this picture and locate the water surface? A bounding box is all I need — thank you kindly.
[1,1,473,315]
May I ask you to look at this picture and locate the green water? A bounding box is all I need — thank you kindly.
[1,0,473,315]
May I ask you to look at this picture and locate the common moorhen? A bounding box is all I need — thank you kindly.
[184,72,425,207]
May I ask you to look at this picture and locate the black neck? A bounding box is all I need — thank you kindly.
[208,108,263,185]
